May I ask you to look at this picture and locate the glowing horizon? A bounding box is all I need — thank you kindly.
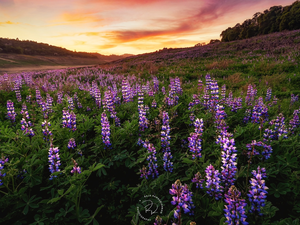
[0,0,296,55]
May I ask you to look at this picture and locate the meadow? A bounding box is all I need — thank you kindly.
[0,30,300,225]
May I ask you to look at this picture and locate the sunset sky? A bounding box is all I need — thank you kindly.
[0,0,296,55]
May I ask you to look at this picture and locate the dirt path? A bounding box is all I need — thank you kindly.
[0,57,16,63]
[0,64,97,74]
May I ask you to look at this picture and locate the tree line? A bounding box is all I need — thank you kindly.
[220,0,300,42]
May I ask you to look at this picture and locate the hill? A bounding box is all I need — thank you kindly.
[99,29,300,75]
[0,37,133,62]
[220,0,300,42]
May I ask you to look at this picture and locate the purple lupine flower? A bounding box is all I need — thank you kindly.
[14,82,22,102]
[41,120,52,141]
[265,88,272,102]
[68,96,75,110]
[138,91,144,110]
[272,95,278,105]
[248,166,268,216]
[152,99,157,108]
[215,104,227,131]
[145,143,159,179]
[202,87,210,109]
[198,79,203,92]
[70,158,81,175]
[264,113,288,142]
[20,102,30,119]
[191,172,204,189]
[48,142,61,180]
[246,140,273,160]
[46,93,53,113]
[35,88,42,104]
[243,109,252,123]
[220,84,226,104]
[224,186,248,225]
[20,117,34,137]
[169,179,195,222]
[289,110,300,134]
[69,111,77,132]
[205,164,223,200]
[95,86,101,108]
[231,97,243,112]
[0,156,9,186]
[26,94,31,103]
[122,79,131,103]
[7,100,17,123]
[161,111,173,172]
[101,111,111,149]
[68,138,76,149]
[161,86,166,95]
[57,92,63,104]
[153,76,159,94]
[154,215,166,225]
[138,105,149,132]
[140,165,148,179]
[220,137,237,190]
[188,118,203,159]
[291,93,299,106]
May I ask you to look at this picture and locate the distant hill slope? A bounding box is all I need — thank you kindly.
[0,38,133,62]
[220,0,300,42]
[99,29,300,73]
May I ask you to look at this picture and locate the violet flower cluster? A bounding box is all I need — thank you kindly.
[41,120,52,141]
[263,113,288,142]
[138,105,149,132]
[7,100,17,123]
[191,172,205,189]
[161,111,173,172]
[289,110,300,134]
[188,118,204,159]
[70,158,81,175]
[20,103,30,119]
[48,143,61,180]
[248,166,268,216]
[68,138,76,149]
[220,137,237,190]
[101,112,111,149]
[265,88,272,102]
[62,109,77,132]
[122,79,132,103]
[14,82,22,102]
[224,185,248,225]
[205,164,223,200]
[169,179,195,221]
[46,93,53,113]
[140,142,159,179]
[246,140,273,160]
[0,156,9,186]
[20,118,34,137]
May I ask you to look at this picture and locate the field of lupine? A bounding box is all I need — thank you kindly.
[0,62,300,225]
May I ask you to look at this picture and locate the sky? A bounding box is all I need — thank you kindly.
[0,0,297,55]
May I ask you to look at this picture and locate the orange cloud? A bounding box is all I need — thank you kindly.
[0,21,20,25]
[74,40,86,45]
[53,11,103,25]
[96,44,117,49]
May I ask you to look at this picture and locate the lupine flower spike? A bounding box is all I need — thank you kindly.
[169,179,195,224]
[224,185,248,225]
[48,140,61,180]
[248,166,268,216]
[0,155,9,186]
[70,158,81,175]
